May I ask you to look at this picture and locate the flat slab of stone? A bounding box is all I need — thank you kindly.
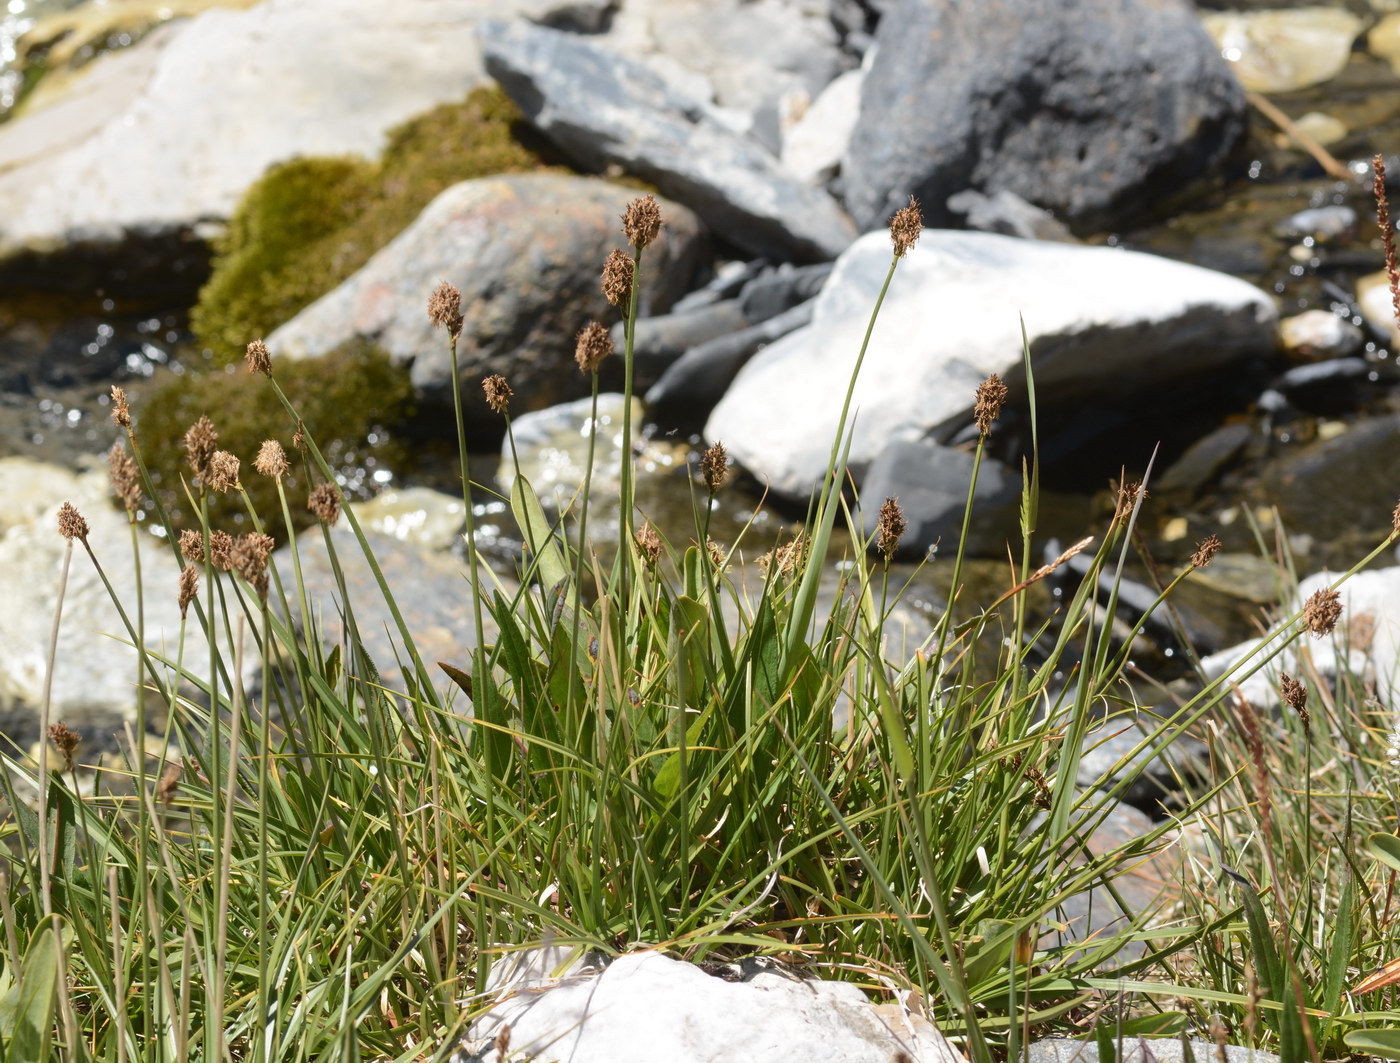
[704,229,1277,501]
[0,0,575,259]
[479,18,857,262]
[450,946,965,1063]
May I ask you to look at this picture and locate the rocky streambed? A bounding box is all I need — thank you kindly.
[10,1,1400,1056]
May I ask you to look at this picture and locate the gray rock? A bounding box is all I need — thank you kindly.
[1077,722,1209,814]
[602,0,851,142]
[780,67,863,185]
[946,189,1076,244]
[1029,1037,1279,1063]
[705,229,1277,502]
[739,262,834,321]
[448,946,964,1063]
[841,0,1245,232]
[1258,414,1400,546]
[1044,802,1181,960]
[1156,423,1253,497]
[1279,309,1364,360]
[479,19,857,262]
[0,0,565,272]
[623,300,751,384]
[277,524,503,679]
[0,460,247,751]
[266,174,704,413]
[349,487,467,553]
[669,260,764,313]
[1272,205,1357,243]
[1275,357,1370,398]
[858,439,1022,558]
[647,299,816,424]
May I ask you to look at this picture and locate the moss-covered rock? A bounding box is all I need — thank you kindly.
[191,85,556,365]
[133,344,414,539]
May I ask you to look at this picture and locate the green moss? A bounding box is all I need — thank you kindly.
[135,344,414,538]
[191,84,555,364]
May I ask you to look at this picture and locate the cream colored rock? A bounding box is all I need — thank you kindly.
[449,947,966,1063]
[350,488,466,552]
[1372,13,1400,74]
[0,0,586,257]
[1356,270,1400,344]
[1202,8,1363,93]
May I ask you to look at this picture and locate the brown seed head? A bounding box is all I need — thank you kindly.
[890,196,923,258]
[48,722,80,771]
[108,442,143,515]
[973,373,1008,436]
[206,450,241,494]
[1191,533,1222,569]
[292,420,306,451]
[178,562,199,620]
[495,1026,512,1059]
[156,759,183,804]
[1279,672,1310,736]
[602,248,634,307]
[622,195,662,249]
[110,385,131,429]
[760,531,807,578]
[254,439,289,480]
[1375,155,1400,332]
[575,321,613,374]
[427,280,464,337]
[209,530,235,571]
[1303,586,1342,638]
[244,338,272,376]
[876,496,907,562]
[231,532,274,600]
[1115,479,1148,526]
[57,502,89,544]
[1392,496,1400,537]
[183,415,217,483]
[705,537,726,569]
[179,529,205,563]
[308,482,341,525]
[636,521,663,566]
[700,441,728,493]
[482,374,513,414]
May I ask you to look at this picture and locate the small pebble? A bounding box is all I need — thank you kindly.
[1279,309,1364,360]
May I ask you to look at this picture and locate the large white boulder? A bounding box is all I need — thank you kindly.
[0,0,587,258]
[704,229,1278,501]
[449,946,965,1063]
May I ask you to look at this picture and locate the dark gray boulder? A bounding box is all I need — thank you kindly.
[840,0,1247,232]
[858,438,1023,558]
[479,19,858,262]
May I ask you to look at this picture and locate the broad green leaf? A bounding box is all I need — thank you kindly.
[0,916,59,1063]
[1367,832,1400,874]
[510,475,570,593]
[1347,1028,1400,1060]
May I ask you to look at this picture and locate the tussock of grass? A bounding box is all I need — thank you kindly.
[8,191,1400,1063]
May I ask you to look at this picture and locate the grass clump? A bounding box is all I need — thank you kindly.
[11,189,1400,1063]
[190,85,554,364]
[135,342,413,536]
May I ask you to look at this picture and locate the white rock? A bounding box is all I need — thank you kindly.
[1279,111,1349,149]
[781,67,863,184]
[705,229,1278,501]
[0,461,245,745]
[1356,269,1400,344]
[1201,8,1364,94]
[0,456,91,536]
[0,0,567,256]
[1279,309,1363,359]
[1202,566,1400,707]
[450,947,965,1063]
[349,487,466,552]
